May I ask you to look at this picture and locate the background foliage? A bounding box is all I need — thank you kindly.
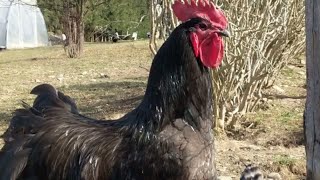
[38,0,150,39]
[212,0,305,130]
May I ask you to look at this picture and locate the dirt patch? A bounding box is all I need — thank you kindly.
[216,139,306,179]
[217,64,306,179]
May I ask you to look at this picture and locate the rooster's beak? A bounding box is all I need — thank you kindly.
[218,29,230,37]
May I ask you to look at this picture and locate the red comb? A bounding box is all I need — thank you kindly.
[172,0,228,29]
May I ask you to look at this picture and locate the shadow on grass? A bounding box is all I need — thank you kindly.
[0,80,147,123]
[263,94,306,100]
[26,57,62,61]
[0,112,11,124]
[265,129,305,148]
[61,80,146,119]
[0,57,62,65]
[227,119,305,148]
[0,112,11,140]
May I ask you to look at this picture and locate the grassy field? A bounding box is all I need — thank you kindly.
[0,41,306,179]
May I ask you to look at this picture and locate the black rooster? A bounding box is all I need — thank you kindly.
[0,0,230,179]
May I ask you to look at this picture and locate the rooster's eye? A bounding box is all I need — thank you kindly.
[198,23,208,30]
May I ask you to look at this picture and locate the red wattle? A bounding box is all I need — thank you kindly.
[199,34,223,68]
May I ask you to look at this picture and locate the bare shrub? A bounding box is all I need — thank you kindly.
[149,0,177,55]
[149,0,305,130]
[212,0,305,130]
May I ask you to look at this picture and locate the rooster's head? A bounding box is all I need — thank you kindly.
[172,0,229,68]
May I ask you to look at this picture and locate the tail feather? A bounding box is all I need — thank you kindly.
[0,84,81,179]
[2,84,79,143]
[0,149,31,180]
[0,137,31,180]
[21,101,42,116]
[31,84,78,113]
[2,109,43,143]
[57,91,79,114]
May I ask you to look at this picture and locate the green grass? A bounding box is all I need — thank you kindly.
[282,67,295,77]
[274,155,297,167]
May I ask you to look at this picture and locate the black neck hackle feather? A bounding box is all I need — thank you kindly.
[126,17,213,131]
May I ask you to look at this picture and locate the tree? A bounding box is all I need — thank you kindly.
[62,0,111,58]
[38,0,108,58]
[84,0,149,42]
[62,0,85,58]
[39,0,149,57]
[38,0,64,33]
[305,0,320,179]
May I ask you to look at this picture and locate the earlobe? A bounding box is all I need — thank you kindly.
[190,32,199,57]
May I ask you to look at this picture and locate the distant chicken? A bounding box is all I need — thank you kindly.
[0,0,230,179]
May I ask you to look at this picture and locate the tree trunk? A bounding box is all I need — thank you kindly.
[305,0,320,179]
[77,0,84,56]
[78,21,84,56]
[149,0,157,55]
[62,0,85,58]
[149,0,177,56]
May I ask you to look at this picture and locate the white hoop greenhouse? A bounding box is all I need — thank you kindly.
[0,0,48,49]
